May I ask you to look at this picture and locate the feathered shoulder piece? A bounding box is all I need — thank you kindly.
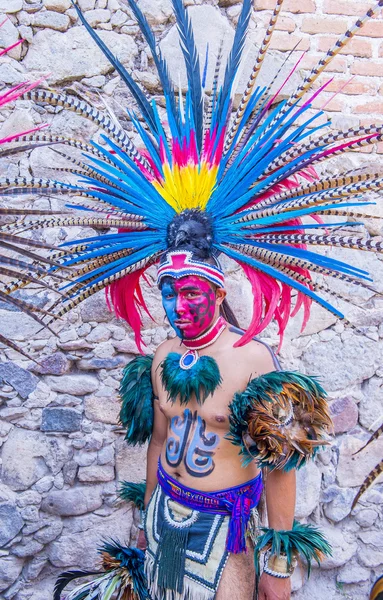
[227,370,332,471]
[119,355,154,445]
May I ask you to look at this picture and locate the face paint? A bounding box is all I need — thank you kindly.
[161,275,217,339]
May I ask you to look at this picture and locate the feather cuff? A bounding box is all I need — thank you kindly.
[254,521,332,576]
[227,370,332,470]
[119,355,154,445]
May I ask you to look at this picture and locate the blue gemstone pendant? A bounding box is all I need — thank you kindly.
[179,349,199,370]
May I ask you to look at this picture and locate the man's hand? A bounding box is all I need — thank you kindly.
[258,572,291,600]
[137,529,147,551]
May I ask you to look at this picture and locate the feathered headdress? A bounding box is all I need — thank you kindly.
[1,0,383,356]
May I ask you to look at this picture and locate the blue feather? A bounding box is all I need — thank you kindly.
[171,0,203,151]
[71,0,157,135]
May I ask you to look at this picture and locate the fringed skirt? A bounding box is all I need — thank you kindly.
[144,470,262,600]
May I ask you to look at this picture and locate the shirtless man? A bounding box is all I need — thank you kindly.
[137,268,296,600]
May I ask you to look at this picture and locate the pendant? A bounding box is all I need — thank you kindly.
[179,349,199,370]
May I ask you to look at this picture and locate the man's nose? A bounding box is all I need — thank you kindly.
[175,295,185,315]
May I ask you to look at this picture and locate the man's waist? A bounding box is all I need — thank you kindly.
[157,459,263,514]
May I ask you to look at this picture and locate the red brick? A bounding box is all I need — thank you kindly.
[274,16,296,33]
[353,101,383,115]
[310,94,344,112]
[351,60,383,77]
[317,36,372,58]
[269,31,311,52]
[254,0,315,14]
[318,77,378,96]
[323,1,381,16]
[355,20,383,38]
[299,54,347,73]
[301,16,348,35]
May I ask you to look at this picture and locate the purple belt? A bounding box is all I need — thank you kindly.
[157,460,263,554]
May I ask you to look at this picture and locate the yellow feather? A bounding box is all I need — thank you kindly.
[153,161,218,212]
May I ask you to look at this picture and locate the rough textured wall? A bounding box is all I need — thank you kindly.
[0,0,383,598]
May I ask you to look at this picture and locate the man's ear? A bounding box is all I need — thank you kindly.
[215,287,227,307]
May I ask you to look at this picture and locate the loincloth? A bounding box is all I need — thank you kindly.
[144,462,262,600]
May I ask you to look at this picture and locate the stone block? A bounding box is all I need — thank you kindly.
[0,503,24,546]
[32,352,72,376]
[24,27,138,85]
[31,10,70,30]
[33,518,63,544]
[43,0,71,11]
[329,396,358,434]
[48,506,132,568]
[42,486,103,516]
[1,429,50,491]
[337,435,383,487]
[0,362,38,399]
[0,556,24,593]
[0,0,22,12]
[295,462,321,519]
[84,395,120,424]
[78,465,115,482]
[44,374,98,395]
[301,336,381,392]
[359,375,383,429]
[11,538,44,558]
[41,407,82,432]
[337,562,370,584]
[319,526,357,569]
[323,487,354,522]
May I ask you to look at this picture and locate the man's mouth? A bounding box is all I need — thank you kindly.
[174,320,191,327]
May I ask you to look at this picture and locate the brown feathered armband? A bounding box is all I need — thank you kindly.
[227,371,332,471]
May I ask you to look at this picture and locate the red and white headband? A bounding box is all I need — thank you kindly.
[157,251,225,288]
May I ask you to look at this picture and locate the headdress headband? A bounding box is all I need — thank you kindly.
[157,252,225,289]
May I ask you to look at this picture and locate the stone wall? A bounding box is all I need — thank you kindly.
[0,0,383,598]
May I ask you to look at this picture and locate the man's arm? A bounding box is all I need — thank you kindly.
[258,469,296,600]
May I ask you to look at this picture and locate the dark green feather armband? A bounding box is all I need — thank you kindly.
[119,355,154,445]
[119,481,146,510]
[227,371,332,471]
[255,521,332,576]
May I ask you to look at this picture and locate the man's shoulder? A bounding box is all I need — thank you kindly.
[227,330,277,377]
[153,337,177,365]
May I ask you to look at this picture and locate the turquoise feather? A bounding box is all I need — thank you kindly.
[119,481,146,510]
[161,352,222,405]
[119,356,154,445]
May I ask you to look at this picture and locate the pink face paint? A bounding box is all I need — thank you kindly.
[162,275,217,339]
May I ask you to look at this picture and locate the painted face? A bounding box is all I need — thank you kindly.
[161,275,217,339]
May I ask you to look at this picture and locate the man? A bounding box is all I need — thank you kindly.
[137,262,296,600]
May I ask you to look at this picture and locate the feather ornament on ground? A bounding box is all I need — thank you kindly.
[227,371,332,470]
[0,0,383,358]
[53,542,148,600]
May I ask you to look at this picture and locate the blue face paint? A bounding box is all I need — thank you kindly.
[165,409,220,478]
[161,280,182,337]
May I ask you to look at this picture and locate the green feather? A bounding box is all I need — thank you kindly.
[160,352,222,405]
[254,521,332,576]
[119,356,154,445]
[119,480,146,510]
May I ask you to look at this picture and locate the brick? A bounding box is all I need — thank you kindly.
[318,78,378,96]
[351,60,383,77]
[269,32,310,52]
[301,16,348,35]
[317,36,372,58]
[355,21,383,38]
[377,142,383,154]
[323,1,379,16]
[274,16,296,33]
[353,101,383,115]
[254,0,315,13]
[299,54,347,73]
[311,94,344,112]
